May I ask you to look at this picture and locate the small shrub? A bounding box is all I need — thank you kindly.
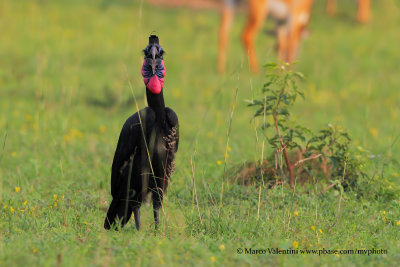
[245,62,363,189]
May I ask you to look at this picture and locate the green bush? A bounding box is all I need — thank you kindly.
[246,63,363,189]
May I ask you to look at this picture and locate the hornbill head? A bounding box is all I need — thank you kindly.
[142,35,166,95]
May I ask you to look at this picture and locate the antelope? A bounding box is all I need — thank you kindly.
[326,0,371,23]
[218,0,315,73]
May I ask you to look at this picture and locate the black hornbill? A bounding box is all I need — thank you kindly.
[104,35,179,230]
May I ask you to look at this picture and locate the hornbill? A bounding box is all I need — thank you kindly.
[104,35,179,230]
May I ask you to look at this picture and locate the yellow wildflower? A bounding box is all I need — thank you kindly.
[99,125,106,133]
[369,128,378,138]
[23,200,27,206]
[15,187,21,193]
[84,222,88,225]
[311,225,315,231]
[227,146,232,152]
[63,128,83,144]
[217,160,222,165]
[319,229,323,234]
[293,241,299,248]
[25,115,33,121]
[33,248,38,253]
[54,194,57,201]
[396,220,400,226]
[381,211,386,216]
[54,202,57,207]
[293,211,299,217]
[210,256,216,263]
[70,128,83,138]
[3,205,7,209]
[10,207,14,213]
[219,244,225,251]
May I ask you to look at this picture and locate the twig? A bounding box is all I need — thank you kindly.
[318,160,347,195]
[318,182,337,195]
[203,181,216,206]
[190,157,203,226]
[273,88,294,188]
[257,185,262,220]
[293,138,336,168]
[293,153,323,167]
[218,88,238,236]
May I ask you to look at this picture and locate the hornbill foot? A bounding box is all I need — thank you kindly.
[134,208,141,231]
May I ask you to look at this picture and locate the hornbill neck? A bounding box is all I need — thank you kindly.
[146,88,166,124]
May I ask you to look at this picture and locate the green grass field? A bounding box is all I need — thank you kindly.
[1,0,400,266]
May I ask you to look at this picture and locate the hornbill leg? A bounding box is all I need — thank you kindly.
[153,209,160,230]
[133,207,141,230]
[152,188,164,230]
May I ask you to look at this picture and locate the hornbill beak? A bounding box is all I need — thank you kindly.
[151,45,157,75]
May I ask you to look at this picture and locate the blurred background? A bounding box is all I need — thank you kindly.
[1,0,399,157]
[1,0,400,264]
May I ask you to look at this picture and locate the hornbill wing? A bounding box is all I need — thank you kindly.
[110,107,156,197]
[110,114,140,198]
[166,107,179,152]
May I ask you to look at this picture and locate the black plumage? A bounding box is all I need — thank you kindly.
[104,35,179,230]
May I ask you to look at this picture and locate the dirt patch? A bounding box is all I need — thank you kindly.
[228,153,332,187]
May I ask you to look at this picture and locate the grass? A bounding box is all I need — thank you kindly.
[1,0,400,266]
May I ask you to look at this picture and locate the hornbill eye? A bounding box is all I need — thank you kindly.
[157,46,165,58]
[142,40,165,75]
[155,58,162,65]
[144,58,162,66]
[143,45,164,57]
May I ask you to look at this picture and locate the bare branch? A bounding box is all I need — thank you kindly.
[293,153,323,167]
[318,182,337,195]
[295,136,337,168]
